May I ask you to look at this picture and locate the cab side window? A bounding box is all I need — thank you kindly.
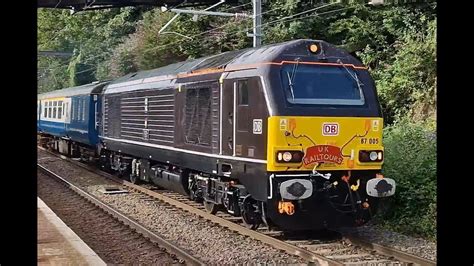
[238,80,249,106]
[236,80,250,132]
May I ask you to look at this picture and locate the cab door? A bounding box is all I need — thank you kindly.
[221,78,267,160]
[234,78,267,160]
[221,80,234,156]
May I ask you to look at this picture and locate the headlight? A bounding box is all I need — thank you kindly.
[276,151,304,163]
[282,152,292,162]
[359,150,383,162]
[369,151,378,161]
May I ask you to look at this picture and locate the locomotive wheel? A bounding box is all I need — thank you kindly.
[189,189,196,201]
[241,195,261,230]
[204,200,218,214]
[189,189,202,203]
[242,210,260,230]
[118,170,130,179]
[129,173,140,184]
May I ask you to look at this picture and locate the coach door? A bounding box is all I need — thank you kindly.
[63,98,71,132]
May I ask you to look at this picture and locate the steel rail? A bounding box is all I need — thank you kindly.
[344,236,436,266]
[37,147,341,265]
[38,146,436,265]
[37,163,205,266]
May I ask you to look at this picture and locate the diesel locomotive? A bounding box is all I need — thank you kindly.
[37,39,396,230]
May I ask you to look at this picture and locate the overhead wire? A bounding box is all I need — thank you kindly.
[39,1,248,73]
[128,2,339,55]
[39,2,348,76]
[41,1,283,71]
[220,1,253,11]
[54,0,63,9]
[42,1,260,63]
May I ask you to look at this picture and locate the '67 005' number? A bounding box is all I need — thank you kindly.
[360,138,379,145]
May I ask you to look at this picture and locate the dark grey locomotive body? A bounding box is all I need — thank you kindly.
[97,39,393,230]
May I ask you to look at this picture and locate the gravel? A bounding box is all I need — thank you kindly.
[38,149,306,264]
[37,170,178,264]
[340,224,437,261]
[39,148,436,264]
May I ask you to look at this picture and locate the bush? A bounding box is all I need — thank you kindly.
[377,118,436,240]
[373,19,436,124]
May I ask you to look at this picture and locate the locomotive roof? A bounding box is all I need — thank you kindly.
[38,40,362,97]
[38,81,109,99]
[108,39,357,86]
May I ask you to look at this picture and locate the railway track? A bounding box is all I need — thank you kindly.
[38,162,205,265]
[38,147,436,265]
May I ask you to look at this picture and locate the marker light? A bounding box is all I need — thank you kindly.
[309,44,319,53]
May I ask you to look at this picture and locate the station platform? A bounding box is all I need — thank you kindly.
[37,197,106,265]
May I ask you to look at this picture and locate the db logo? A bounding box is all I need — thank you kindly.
[322,123,339,136]
[253,119,263,134]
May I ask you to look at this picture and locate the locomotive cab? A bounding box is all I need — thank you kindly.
[259,40,396,230]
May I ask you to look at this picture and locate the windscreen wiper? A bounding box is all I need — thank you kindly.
[337,59,364,89]
[287,58,300,101]
[287,71,295,101]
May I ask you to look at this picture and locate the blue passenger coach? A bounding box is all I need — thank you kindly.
[37,81,108,156]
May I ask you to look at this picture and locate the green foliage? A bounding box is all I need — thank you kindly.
[373,19,436,123]
[38,2,437,240]
[38,57,69,93]
[105,9,252,78]
[38,7,141,90]
[378,118,436,239]
[67,51,96,86]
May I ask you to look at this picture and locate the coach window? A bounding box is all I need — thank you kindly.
[74,99,82,121]
[48,102,52,118]
[82,98,86,121]
[75,99,78,121]
[53,101,57,119]
[80,98,84,121]
[58,101,63,119]
[71,99,78,120]
[44,102,48,118]
[79,98,82,121]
